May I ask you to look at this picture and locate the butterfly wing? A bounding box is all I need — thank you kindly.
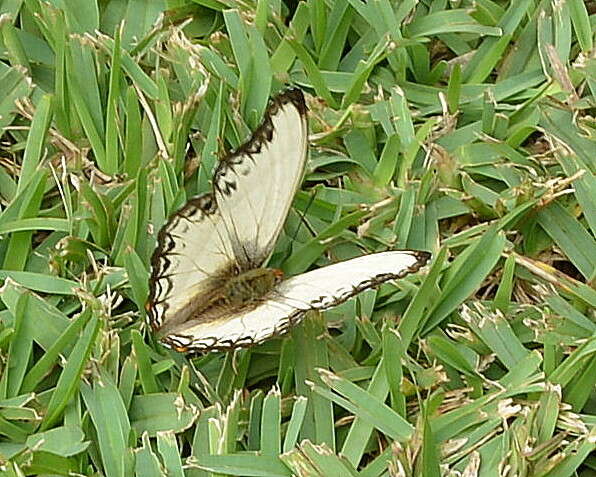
[162,251,430,352]
[148,89,308,334]
[213,89,308,268]
[147,194,236,331]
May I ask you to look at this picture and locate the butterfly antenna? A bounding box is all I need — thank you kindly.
[279,187,318,266]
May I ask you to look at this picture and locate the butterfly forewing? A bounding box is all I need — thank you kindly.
[214,89,308,268]
[163,251,430,352]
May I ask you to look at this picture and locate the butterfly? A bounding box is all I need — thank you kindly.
[147,89,430,352]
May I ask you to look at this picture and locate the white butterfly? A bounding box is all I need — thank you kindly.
[147,89,429,352]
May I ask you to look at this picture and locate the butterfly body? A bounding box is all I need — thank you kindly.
[196,268,284,317]
[155,265,282,334]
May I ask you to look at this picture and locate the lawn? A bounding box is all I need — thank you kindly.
[0,1,594,476]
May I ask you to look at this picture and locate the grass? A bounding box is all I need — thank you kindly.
[0,0,595,475]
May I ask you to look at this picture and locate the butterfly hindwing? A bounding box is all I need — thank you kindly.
[148,194,235,331]
[162,251,430,352]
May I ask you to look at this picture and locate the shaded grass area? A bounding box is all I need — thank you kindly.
[0,1,595,475]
